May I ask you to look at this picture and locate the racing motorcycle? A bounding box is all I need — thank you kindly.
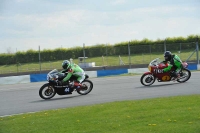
[39,69,93,99]
[140,58,191,86]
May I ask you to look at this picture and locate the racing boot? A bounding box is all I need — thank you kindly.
[172,74,180,82]
[74,81,82,91]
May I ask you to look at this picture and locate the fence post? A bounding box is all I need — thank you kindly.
[39,46,41,73]
[149,45,152,61]
[128,41,131,68]
[106,43,108,66]
[17,63,19,74]
[83,43,86,69]
[196,37,199,64]
[179,43,181,58]
[164,39,166,52]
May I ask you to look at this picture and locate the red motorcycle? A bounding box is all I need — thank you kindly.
[140,58,191,86]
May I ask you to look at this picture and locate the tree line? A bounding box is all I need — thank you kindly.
[0,35,199,65]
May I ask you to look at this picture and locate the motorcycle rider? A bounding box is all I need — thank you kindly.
[154,51,182,80]
[58,60,86,93]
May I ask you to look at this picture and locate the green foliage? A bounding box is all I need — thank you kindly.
[0,34,199,65]
[0,53,15,65]
[0,49,198,74]
[0,95,200,133]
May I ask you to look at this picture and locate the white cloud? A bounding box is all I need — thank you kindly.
[15,0,25,2]
[0,1,199,53]
[15,0,33,3]
[110,0,127,5]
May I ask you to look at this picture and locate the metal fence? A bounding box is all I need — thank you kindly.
[0,41,199,74]
[85,42,199,67]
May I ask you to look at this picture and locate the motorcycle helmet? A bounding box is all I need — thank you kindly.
[164,51,172,61]
[62,60,71,69]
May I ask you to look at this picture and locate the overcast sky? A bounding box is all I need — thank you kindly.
[0,0,200,53]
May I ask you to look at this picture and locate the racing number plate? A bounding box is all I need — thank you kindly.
[162,75,170,81]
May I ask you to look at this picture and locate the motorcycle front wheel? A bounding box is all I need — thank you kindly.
[39,83,56,100]
[140,74,155,86]
[77,79,93,95]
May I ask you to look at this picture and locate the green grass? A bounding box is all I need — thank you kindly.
[1,95,200,133]
[0,50,198,74]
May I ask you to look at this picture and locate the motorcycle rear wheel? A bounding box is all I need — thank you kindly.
[140,74,155,86]
[77,79,93,95]
[177,68,191,83]
[39,83,56,100]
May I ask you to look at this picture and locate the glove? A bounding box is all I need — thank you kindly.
[154,69,163,74]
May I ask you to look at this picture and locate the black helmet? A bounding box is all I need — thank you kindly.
[62,60,71,69]
[164,51,172,61]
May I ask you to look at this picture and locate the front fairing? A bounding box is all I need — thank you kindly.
[148,58,171,81]
[47,69,59,82]
[48,69,59,75]
[148,58,169,71]
[148,58,162,72]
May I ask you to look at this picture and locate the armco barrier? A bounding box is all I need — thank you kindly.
[97,69,128,77]
[187,64,197,70]
[197,64,200,70]
[128,68,148,74]
[0,64,199,85]
[29,71,98,82]
[30,74,47,82]
[0,75,30,85]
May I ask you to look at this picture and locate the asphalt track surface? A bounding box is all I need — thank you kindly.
[1,71,200,117]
